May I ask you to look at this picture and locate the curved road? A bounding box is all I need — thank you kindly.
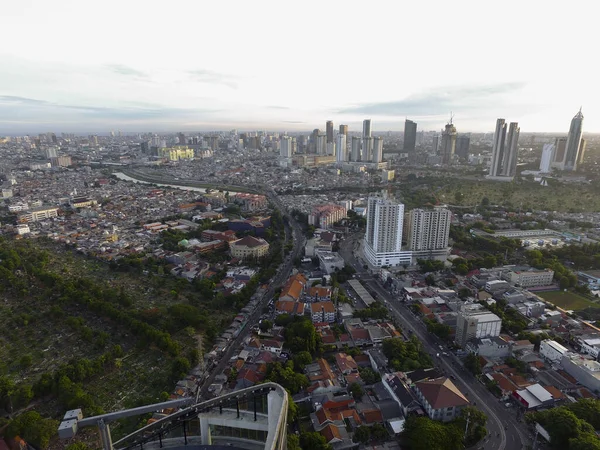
[339,233,530,450]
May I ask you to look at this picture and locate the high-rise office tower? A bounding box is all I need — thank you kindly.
[336,134,347,164]
[561,108,584,171]
[363,196,410,267]
[339,124,348,136]
[577,138,587,166]
[501,122,520,177]
[440,121,457,165]
[432,135,440,154]
[403,119,417,152]
[326,121,334,144]
[539,143,555,173]
[280,136,293,158]
[551,137,567,169]
[406,207,451,251]
[317,134,327,155]
[363,119,372,138]
[455,134,471,160]
[362,137,373,162]
[177,132,186,145]
[351,137,361,161]
[372,137,383,163]
[489,119,507,177]
[310,129,320,153]
[140,141,150,154]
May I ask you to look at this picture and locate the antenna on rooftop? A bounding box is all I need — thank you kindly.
[449,112,454,125]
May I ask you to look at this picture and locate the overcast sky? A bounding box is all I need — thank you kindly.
[0,0,597,134]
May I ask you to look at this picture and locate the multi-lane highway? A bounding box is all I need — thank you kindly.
[339,233,531,450]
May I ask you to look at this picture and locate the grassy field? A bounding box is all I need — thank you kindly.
[537,290,598,310]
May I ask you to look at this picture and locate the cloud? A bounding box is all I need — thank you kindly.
[0,95,223,131]
[267,105,290,110]
[188,69,239,89]
[339,82,527,116]
[106,64,148,78]
[282,120,306,124]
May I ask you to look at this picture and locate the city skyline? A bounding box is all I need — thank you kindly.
[1,0,598,133]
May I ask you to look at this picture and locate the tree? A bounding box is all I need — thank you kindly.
[464,353,482,375]
[259,319,272,333]
[370,423,388,441]
[528,408,594,450]
[299,432,332,450]
[292,351,313,371]
[6,411,59,449]
[287,434,301,450]
[454,406,487,447]
[570,433,600,450]
[402,415,463,450]
[66,444,91,450]
[359,367,381,385]
[567,399,600,429]
[170,356,191,381]
[353,425,371,444]
[349,382,364,400]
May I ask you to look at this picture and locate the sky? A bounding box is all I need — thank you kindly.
[0,0,597,134]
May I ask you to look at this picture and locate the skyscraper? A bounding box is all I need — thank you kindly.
[551,137,567,169]
[351,137,361,161]
[432,135,440,154]
[317,134,327,155]
[336,134,347,164]
[372,137,383,163]
[326,121,334,144]
[539,143,555,173]
[577,138,587,166]
[363,196,411,267]
[339,124,348,136]
[280,136,293,158]
[363,119,372,138]
[489,119,507,177]
[177,132,186,145]
[561,108,584,171]
[455,134,471,160]
[362,137,373,162]
[406,207,451,251]
[440,121,457,165]
[310,129,320,153]
[501,122,520,177]
[403,119,417,152]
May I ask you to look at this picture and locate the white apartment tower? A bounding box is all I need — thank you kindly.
[336,134,347,164]
[280,136,293,158]
[351,137,361,162]
[363,196,412,267]
[372,136,383,163]
[406,207,451,251]
[539,143,555,173]
[362,137,373,162]
[501,122,520,177]
[489,119,507,177]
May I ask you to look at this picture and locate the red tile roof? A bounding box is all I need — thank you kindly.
[543,385,565,400]
[362,408,384,424]
[320,424,343,443]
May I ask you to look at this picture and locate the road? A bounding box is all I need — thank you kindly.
[195,187,305,400]
[339,233,531,450]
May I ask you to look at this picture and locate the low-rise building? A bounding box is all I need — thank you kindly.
[578,335,600,360]
[310,301,336,323]
[539,339,569,363]
[17,206,59,223]
[512,383,554,410]
[316,250,345,275]
[465,337,511,359]
[561,353,600,393]
[229,236,269,259]
[507,268,555,287]
[485,280,510,293]
[413,377,469,422]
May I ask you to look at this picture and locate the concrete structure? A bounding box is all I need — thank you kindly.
[561,353,600,393]
[465,337,510,359]
[406,207,451,251]
[326,120,334,144]
[316,250,345,275]
[403,119,417,152]
[413,377,469,422]
[372,136,383,163]
[440,121,457,165]
[539,143,555,173]
[579,337,600,360]
[363,196,412,268]
[310,301,336,323]
[339,124,348,136]
[559,108,584,171]
[501,122,520,177]
[578,270,600,290]
[455,306,502,348]
[336,133,347,163]
[362,137,373,162]
[363,119,372,138]
[551,137,568,169]
[280,136,293,158]
[485,280,510,293]
[539,339,569,363]
[351,136,361,162]
[455,134,470,160]
[507,268,554,287]
[229,236,270,259]
[489,119,507,177]
[17,206,59,223]
[158,146,195,161]
[308,204,347,229]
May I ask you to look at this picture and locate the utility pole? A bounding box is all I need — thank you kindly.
[463,410,470,442]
